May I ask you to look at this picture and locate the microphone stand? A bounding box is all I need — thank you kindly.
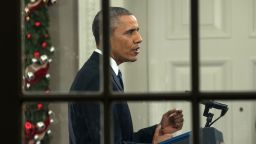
[205,113,214,127]
[202,101,228,127]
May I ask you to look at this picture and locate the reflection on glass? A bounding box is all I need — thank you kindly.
[199,0,256,92]
[200,100,256,144]
[111,101,192,143]
[22,102,103,144]
[110,0,191,93]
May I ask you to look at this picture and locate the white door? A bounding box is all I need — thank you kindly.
[146,0,256,144]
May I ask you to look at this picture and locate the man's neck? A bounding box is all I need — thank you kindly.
[94,49,119,76]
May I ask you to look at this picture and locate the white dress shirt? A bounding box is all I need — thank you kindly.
[94,49,119,76]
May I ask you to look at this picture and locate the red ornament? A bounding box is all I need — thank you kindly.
[35,21,41,27]
[24,121,36,139]
[24,0,44,17]
[26,33,32,39]
[34,51,40,58]
[37,103,43,109]
[25,63,49,85]
[45,34,49,38]
[25,121,32,130]
[41,42,47,48]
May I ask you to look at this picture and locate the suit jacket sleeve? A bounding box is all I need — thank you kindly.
[116,125,157,144]
[132,125,157,143]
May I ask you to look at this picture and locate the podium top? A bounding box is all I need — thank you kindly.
[159,132,191,144]
[159,127,223,144]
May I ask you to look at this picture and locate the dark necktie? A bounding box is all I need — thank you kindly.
[117,70,124,90]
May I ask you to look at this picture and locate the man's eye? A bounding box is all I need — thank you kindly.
[127,30,134,34]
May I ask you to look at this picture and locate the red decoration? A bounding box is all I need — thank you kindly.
[35,21,41,27]
[37,103,43,109]
[45,34,49,38]
[34,51,40,58]
[24,118,51,139]
[27,33,32,39]
[24,121,36,139]
[25,63,49,85]
[24,0,44,16]
[41,42,47,48]
[25,121,33,130]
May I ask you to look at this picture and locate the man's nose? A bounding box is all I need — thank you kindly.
[134,32,143,44]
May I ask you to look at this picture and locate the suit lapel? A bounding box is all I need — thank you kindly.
[111,68,123,91]
[92,52,123,91]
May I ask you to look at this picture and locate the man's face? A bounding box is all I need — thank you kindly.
[110,15,142,65]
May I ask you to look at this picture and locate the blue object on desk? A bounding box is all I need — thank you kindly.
[159,132,191,144]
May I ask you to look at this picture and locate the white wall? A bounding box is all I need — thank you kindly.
[48,0,79,143]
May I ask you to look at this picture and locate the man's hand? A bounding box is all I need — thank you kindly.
[152,124,173,144]
[160,109,184,134]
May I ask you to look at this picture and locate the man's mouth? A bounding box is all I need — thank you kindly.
[134,47,140,53]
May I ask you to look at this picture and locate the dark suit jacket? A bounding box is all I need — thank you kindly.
[68,52,156,144]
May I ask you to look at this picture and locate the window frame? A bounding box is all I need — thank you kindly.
[16,0,256,144]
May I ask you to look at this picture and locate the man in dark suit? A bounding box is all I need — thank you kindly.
[68,7,184,144]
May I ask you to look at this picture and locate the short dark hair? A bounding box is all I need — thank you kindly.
[92,7,132,46]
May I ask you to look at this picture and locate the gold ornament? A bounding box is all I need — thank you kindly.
[25,72,35,80]
[32,58,38,63]
[24,7,30,14]
[50,46,55,52]
[34,134,39,140]
[26,83,31,89]
[48,110,53,115]
[47,129,52,135]
[45,73,50,79]
[48,58,52,63]
[36,122,45,131]
[25,16,30,21]
[40,55,48,64]
[50,119,54,123]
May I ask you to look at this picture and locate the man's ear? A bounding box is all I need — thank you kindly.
[97,34,102,49]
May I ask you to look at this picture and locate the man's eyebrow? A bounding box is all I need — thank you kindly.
[125,27,140,33]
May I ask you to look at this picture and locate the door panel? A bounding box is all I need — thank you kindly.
[147,0,256,144]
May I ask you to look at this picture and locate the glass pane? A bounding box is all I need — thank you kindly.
[199,100,256,144]
[21,0,103,95]
[109,0,191,93]
[199,0,256,92]
[111,101,192,143]
[22,102,103,144]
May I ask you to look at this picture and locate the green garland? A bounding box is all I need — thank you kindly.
[23,0,56,143]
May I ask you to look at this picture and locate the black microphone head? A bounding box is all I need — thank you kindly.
[201,100,228,109]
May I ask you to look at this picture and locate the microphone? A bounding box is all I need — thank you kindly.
[201,100,229,127]
[201,100,228,116]
[201,100,228,110]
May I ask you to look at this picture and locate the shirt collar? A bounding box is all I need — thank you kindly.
[94,49,119,76]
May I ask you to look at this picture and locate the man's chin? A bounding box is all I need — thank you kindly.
[122,57,137,64]
[128,58,137,62]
